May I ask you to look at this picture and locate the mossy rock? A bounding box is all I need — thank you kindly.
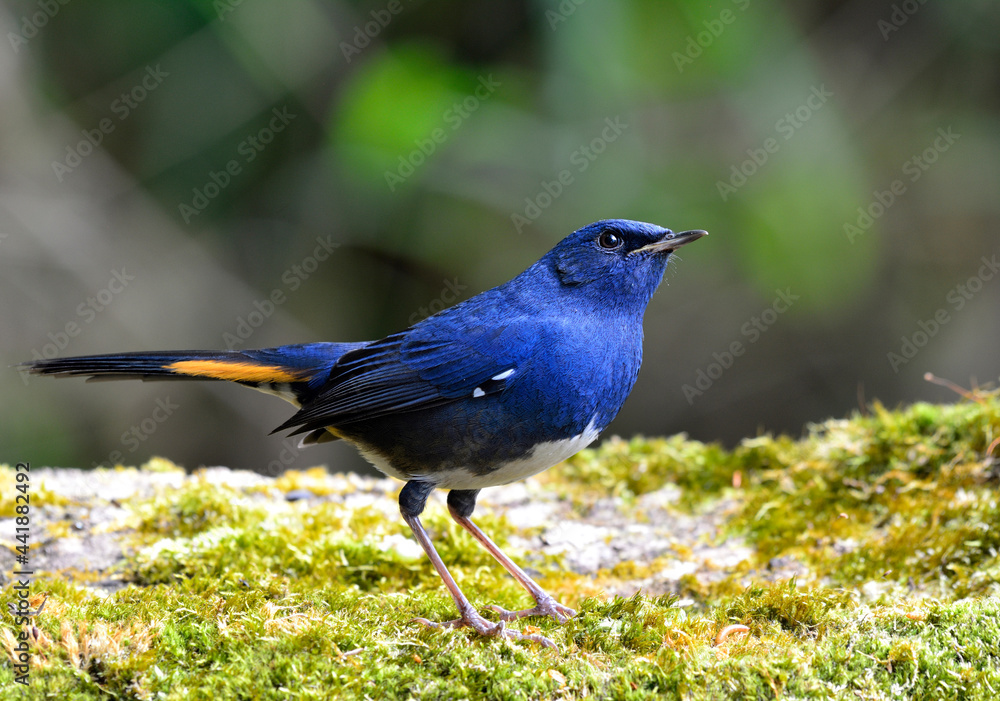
[2,390,999,699]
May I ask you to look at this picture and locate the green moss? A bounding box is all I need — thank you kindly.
[717,579,854,636]
[545,433,735,508]
[0,463,69,516]
[3,391,1000,698]
[730,397,1000,594]
[555,389,1000,598]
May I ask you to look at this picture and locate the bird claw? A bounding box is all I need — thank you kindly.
[486,595,576,624]
[413,610,558,649]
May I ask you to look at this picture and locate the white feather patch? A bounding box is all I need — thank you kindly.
[351,418,602,491]
[428,417,601,489]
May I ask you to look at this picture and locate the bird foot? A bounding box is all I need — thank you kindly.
[486,594,576,624]
[413,608,558,649]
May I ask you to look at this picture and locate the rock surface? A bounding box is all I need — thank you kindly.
[0,463,758,596]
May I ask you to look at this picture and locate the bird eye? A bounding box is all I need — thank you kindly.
[597,231,623,250]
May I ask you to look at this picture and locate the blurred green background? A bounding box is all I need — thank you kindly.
[2,0,998,476]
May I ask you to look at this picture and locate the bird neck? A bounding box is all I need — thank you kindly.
[504,257,661,322]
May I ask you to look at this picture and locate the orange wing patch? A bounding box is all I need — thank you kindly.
[166,360,306,383]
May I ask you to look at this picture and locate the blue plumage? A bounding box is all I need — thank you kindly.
[25,218,706,648]
[275,220,703,483]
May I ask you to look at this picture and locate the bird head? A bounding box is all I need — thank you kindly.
[546,219,706,312]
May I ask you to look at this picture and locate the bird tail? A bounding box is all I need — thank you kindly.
[26,341,369,399]
[23,342,369,444]
[24,344,359,383]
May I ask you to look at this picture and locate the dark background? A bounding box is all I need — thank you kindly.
[3,0,998,476]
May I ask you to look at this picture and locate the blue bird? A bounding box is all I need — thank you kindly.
[25,219,706,648]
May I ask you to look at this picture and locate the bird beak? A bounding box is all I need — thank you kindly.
[637,229,708,254]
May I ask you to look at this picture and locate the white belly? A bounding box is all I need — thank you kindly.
[356,417,601,490]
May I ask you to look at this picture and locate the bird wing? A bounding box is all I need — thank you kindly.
[272,313,535,435]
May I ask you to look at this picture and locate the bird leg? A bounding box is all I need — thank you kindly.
[447,489,577,624]
[399,481,556,648]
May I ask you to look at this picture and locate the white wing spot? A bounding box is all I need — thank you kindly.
[491,368,515,381]
[472,387,486,398]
